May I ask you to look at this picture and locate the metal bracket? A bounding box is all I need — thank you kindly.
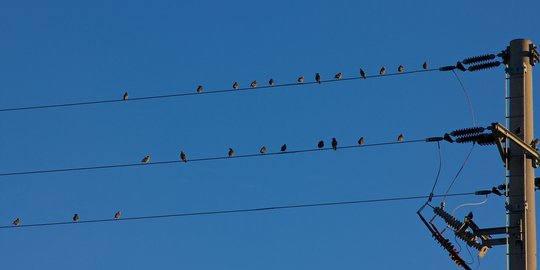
[489,123,540,166]
[530,43,539,66]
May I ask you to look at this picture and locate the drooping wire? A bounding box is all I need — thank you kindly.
[0,68,439,113]
[452,70,477,126]
[0,138,428,178]
[0,191,475,229]
[441,143,476,202]
[429,142,442,199]
[450,196,488,216]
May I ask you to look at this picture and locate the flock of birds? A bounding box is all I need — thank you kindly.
[140,134,405,164]
[121,63,429,100]
[7,64,424,226]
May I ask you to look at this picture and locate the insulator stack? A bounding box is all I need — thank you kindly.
[455,134,486,144]
[462,54,496,64]
[433,207,484,251]
[434,207,462,230]
[477,134,497,145]
[450,127,485,137]
[467,61,501,72]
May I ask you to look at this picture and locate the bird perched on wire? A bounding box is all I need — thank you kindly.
[228,148,235,157]
[332,138,338,150]
[360,68,366,79]
[141,156,150,163]
[197,85,203,93]
[281,144,287,152]
[123,92,129,100]
[297,76,304,83]
[315,73,321,84]
[250,80,258,88]
[318,140,324,149]
[397,134,404,142]
[233,82,239,90]
[358,137,365,145]
[334,73,342,80]
[260,146,266,154]
[181,151,187,162]
[269,78,275,86]
[12,218,20,226]
[379,67,386,75]
[422,62,428,70]
[115,211,122,219]
[398,65,404,73]
[73,213,79,222]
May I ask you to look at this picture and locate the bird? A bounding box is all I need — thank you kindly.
[141,156,150,163]
[358,137,365,145]
[318,140,324,148]
[250,80,258,88]
[398,65,404,72]
[73,213,79,222]
[233,82,239,89]
[12,218,20,226]
[260,146,266,154]
[114,211,122,219]
[466,212,473,220]
[297,76,304,83]
[180,151,187,162]
[315,73,321,83]
[379,67,386,75]
[281,144,287,152]
[269,78,275,86]
[422,62,428,70]
[531,138,539,150]
[397,134,404,142]
[360,68,366,79]
[331,138,338,150]
[123,92,129,100]
[228,148,235,157]
[334,72,342,80]
[197,85,203,93]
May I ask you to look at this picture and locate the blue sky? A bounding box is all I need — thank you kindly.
[1,1,539,269]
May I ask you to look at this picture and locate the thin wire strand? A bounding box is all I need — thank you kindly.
[0,68,439,113]
[0,191,475,229]
[452,70,477,126]
[429,142,443,196]
[442,143,476,202]
[0,138,428,177]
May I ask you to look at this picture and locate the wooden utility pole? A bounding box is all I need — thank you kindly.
[507,38,537,270]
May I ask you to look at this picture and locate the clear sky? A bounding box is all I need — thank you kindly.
[1,1,539,269]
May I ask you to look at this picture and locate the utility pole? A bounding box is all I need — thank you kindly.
[507,38,537,270]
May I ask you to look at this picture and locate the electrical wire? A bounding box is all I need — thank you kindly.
[0,191,475,229]
[0,138,429,177]
[428,142,442,199]
[452,70,477,126]
[0,68,439,113]
[441,143,476,202]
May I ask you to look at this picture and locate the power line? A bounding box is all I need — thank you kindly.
[0,68,438,113]
[0,138,432,177]
[1,191,477,229]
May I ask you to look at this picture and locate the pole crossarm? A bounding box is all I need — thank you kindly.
[489,122,540,167]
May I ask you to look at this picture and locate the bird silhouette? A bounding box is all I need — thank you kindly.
[115,211,122,219]
[379,67,386,75]
[397,134,404,142]
[181,151,187,162]
[334,73,342,80]
[398,65,404,72]
[315,73,321,83]
[260,146,266,154]
[233,82,239,89]
[73,213,79,222]
[123,92,129,100]
[141,156,150,163]
[360,68,366,79]
[297,76,304,83]
[269,78,275,86]
[251,80,258,88]
[197,85,203,93]
[531,138,539,150]
[318,140,324,148]
[332,138,338,150]
[228,148,235,157]
[281,144,287,152]
[358,137,365,145]
[422,62,428,69]
[12,218,20,226]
